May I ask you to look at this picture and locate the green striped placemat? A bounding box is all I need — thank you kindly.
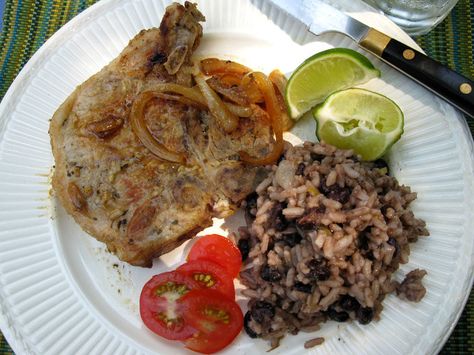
[0,0,473,354]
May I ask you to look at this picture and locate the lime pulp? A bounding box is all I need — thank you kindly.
[313,88,404,161]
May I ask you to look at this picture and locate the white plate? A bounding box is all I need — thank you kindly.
[0,0,473,354]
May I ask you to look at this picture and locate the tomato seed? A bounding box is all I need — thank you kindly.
[155,282,189,296]
[204,307,230,324]
[194,273,216,287]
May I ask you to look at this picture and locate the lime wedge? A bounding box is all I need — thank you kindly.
[313,88,404,161]
[285,48,380,120]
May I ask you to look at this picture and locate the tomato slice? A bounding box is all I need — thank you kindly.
[187,234,242,278]
[179,289,244,354]
[139,271,199,340]
[177,260,235,300]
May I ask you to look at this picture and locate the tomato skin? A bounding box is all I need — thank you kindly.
[177,260,236,300]
[179,289,244,354]
[187,234,242,278]
[139,271,199,340]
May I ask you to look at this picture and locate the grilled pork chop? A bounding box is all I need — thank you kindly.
[50,2,273,267]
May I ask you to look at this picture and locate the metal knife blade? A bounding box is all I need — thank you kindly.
[269,0,474,118]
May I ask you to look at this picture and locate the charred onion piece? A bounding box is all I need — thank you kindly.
[194,72,239,133]
[207,76,249,106]
[67,182,87,212]
[269,69,293,131]
[200,58,251,77]
[130,91,186,164]
[86,116,124,139]
[239,72,284,165]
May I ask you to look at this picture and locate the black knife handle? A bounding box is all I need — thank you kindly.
[359,28,474,118]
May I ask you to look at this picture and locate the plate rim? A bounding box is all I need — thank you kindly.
[0,0,473,354]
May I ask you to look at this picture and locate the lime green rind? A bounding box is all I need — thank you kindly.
[285,48,381,120]
[295,48,380,74]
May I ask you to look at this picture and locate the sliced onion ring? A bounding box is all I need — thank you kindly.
[268,69,287,97]
[224,102,252,117]
[147,83,207,106]
[200,58,251,77]
[216,73,243,86]
[239,71,284,165]
[206,76,249,106]
[130,91,186,164]
[194,72,239,133]
[269,69,293,131]
[241,73,264,104]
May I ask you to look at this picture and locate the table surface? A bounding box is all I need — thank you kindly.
[0,0,473,354]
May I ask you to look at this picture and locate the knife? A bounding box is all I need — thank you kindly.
[269,0,474,118]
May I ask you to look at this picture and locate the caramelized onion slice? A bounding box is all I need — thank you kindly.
[224,102,252,117]
[216,73,243,86]
[147,83,207,106]
[194,72,239,133]
[152,91,250,117]
[239,71,284,165]
[147,82,249,116]
[241,73,264,104]
[268,69,287,97]
[207,76,249,106]
[268,69,293,131]
[153,92,207,109]
[130,91,186,164]
[200,58,252,77]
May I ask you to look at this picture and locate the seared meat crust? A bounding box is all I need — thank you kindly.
[50,2,272,266]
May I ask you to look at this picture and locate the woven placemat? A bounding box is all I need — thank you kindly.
[0,0,473,354]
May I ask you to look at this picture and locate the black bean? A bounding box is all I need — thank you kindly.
[244,312,259,338]
[295,224,311,240]
[331,186,351,204]
[319,178,351,204]
[356,307,374,325]
[339,295,360,312]
[356,228,371,251]
[318,178,330,195]
[274,216,289,232]
[327,308,350,322]
[310,152,325,161]
[251,301,275,323]
[260,265,282,282]
[387,237,400,259]
[373,158,389,174]
[307,259,330,281]
[296,162,306,176]
[365,251,375,261]
[296,206,325,229]
[268,202,289,232]
[283,232,302,247]
[238,239,250,261]
[245,192,258,214]
[244,192,258,224]
[294,282,312,294]
[387,237,397,247]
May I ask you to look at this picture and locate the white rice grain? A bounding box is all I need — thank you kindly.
[282,207,305,218]
[326,170,337,186]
